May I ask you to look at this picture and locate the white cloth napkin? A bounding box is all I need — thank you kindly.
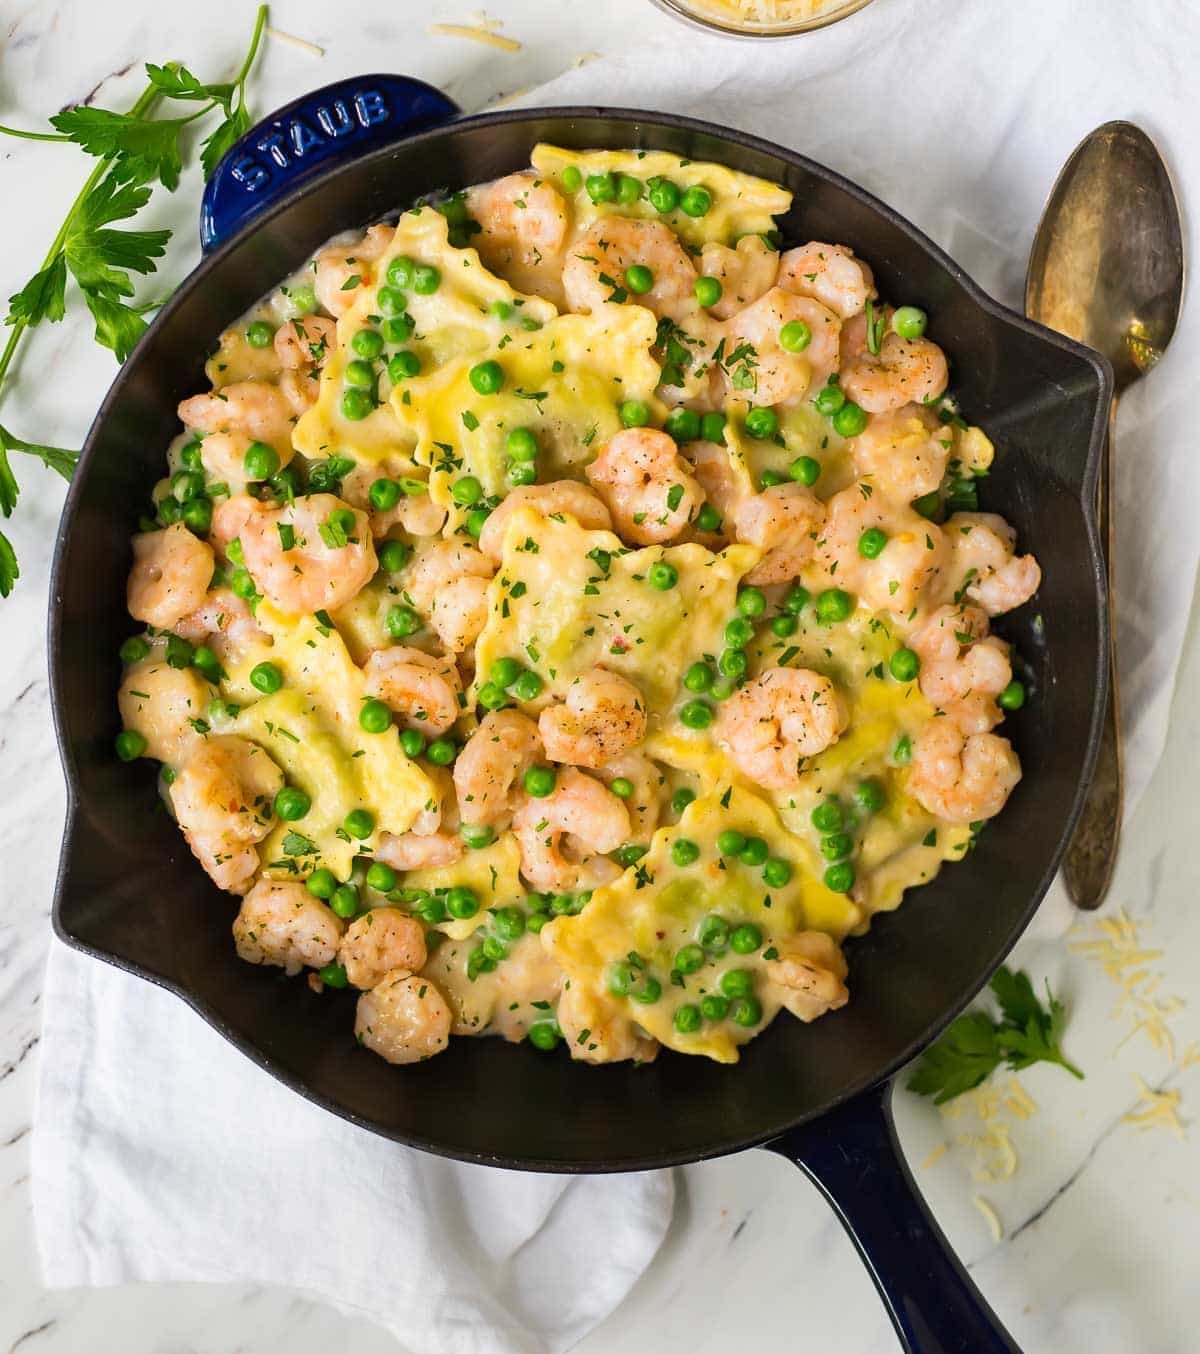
[33,0,1200,1346]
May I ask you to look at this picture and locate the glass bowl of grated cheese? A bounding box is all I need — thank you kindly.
[653,0,875,37]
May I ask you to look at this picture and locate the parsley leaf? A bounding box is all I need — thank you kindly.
[7,254,67,327]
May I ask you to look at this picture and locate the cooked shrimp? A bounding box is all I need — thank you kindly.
[406,539,494,653]
[910,604,1012,733]
[555,983,659,1065]
[563,217,697,320]
[944,512,1041,616]
[849,404,951,503]
[596,753,664,844]
[467,172,569,271]
[538,668,647,769]
[840,316,948,414]
[477,481,612,562]
[734,483,826,586]
[699,234,779,320]
[586,427,703,546]
[232,878,344,975]
[724,288,841,404]
[339,908,427,990]
[209,494,268,560]
[354,967,452,1065]
[454,709,543,828]
[176,587,269,659]
[170,735,284,893]
[375,830,464,872]
[340,464,445,540]
[127,523,215,630]
[118,656,212,766]
[907,721,1021,824]
[273,315,337,371]
[684,439,745,540]
[405,764,460,839]
[763,931,850,1022]
[511,767,630,893]
[313,224,392,316]
[178,380,295,449]
[363,647,462,735]
[239,493,376,614]
[716,667,848,791]
[778,241,875,319]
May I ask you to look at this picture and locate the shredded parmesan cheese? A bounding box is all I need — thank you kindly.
[265,25,326,57]
[956,1123,1018,1184]
[973,1194,1004,1242]
[428,22,522,51]
[1183,1042,1200,1069]
[921,1142,949,1170]
[1003,1077,1039,1121]
[1124,1076,1186,1139]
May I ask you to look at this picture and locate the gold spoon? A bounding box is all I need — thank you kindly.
[1026,121,1184,908]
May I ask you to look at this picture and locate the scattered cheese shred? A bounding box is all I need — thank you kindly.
[956,1123,1018,1184]
[921,1143,949,1170]
[572,51,601,68]
[484,87,533,110]
[428,22,522,51]
[1183,1042,1200,1070]
[1003,1077,1039,1121]
[973,1194,1005,1242]
[1069,909,1165,983]
[1124,1077,1186,1139]
[265,25,326,57]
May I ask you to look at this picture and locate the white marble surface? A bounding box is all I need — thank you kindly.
[1,1,1198,1350]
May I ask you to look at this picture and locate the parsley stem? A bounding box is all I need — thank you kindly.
[0,125,72,142]
[235,7,271,93]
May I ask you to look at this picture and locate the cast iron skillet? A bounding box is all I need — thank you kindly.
[48,75,1111,1353]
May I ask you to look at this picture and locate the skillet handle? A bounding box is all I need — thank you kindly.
[767,1081,1021,1353]
[200,74,460,253]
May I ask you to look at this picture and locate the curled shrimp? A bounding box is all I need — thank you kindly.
[777,241,876,319]
[944,512,1041,616]
[239,492,376,614]
[907,720,1021,824]
[118,655,213,766]
[763,931,850,1022]
[339,907,427,990]
[563,218,697,320]
[340,464,446,540]
[511,767,630,893]
[407,539,494,653]
[375,830,463,872]
[699,235,779,320]
[127,523,215,630]
[716,667,848,791]
[232,878,344,975]
[313,223,392,316]
[273,315,337,371]
[554,984,659,1065]
[477,481,612,562]
[467,172,569,272]
[849,404,951,503]
[209,494,268,560]
[684,439,745,540]
[840,314,948,414]
[910,604,1012,733]
[734,483,826,586]
[363,646,462,735]
[586,427,703,546]
[596,752,664,844]
[169,735,283,893]
[453,709,543,828]
[176,587,269,660]
[178,380,295,450]
[724,288,841,404]
[354,967,452,1065]
[538,667,648,769]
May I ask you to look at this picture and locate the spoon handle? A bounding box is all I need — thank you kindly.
[1063,402,1123,907]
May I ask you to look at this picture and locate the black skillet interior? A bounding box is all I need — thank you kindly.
[50,109,1109,1172]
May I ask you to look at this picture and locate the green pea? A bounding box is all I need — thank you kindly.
[446,885,479,919]
[684,661,714,693]
[694,276,723,308]
[477,681,508,711]
[524,765,557,798]
[854,779,886,813]
[672,838,701,867]
[671,787,696,816]
[696,502,722,532]
[665,407,701,442]
[385,604,421,639]
[824,862,856,893]
[377,539,411,573]
[115,728,147,762]
[783,584,811,615]
[763,857,792,888]
[892,305,928,339]
[725,615,754,649]
[509,463,537,487]
[341,388,374,421]
[359,698,392,734]
[816,588,854,624]
[771,613,798,638]
[719,647,748,679]
[466,507,491,539]
[246,320,275,348]
[386,255,415,288]
[730,996,763,1027]
[528,1021,561,1050]
[352,328,384,359]
[192,645,222,681]
[550,893,575,916]
[469,360,504,395]
[428,737,458,766]
[585,171,617,203]
[633,976,663,1005]
[813,382,846,416]
[331,884,359,919]
[719,968,754,999]
[314,962,347,989]
[242,442,280,481]
[820,833,853,861]
[457,822,494,852]
[679,185,713,217]
[717,829,746,857]
[510,671,542,704]
[359,863,395,896]
[698,914,730,951]
[671,943,704,977]
[412,264,441,295]
[561,165,583,193]
[647,177,680,213]
[415,895,447,925]
[305,868,337,900]
[616,173,642,205]
[340,809,372,840]
[700,994,729,1022]
[625,264,654,294]
[619,399,651,428]
[779,320,812,353]
[119,635,150,665]
[607,960,636,997]
[180,441,203,472]
[506,427,539,462]
[858,528,888,559]
[889,647,920,682]
[481,657,517,691]
[607,777,635,800]
[811,799,844,833]
[366,478,402,514]
[744,406,778,440]
[344,358,375,390]
[893,733,913,766]
[164,634,194,670]
[229,567,257,601]
[648,560,678,590]
[758,469,785,490]
[738,838,768,868]
[679,699,713,730]
[181,497,212,533]
[468,947,497,980]
[287,283,317,315]
[486,906,523,942]
[833,402,869,438]
[388,350,421,383]
[451,475,483,506]
[700,411,727,443]
[396,729,424,759]
[998,680,1026,710]
[250,661,283,694]
[674,1003,703,1033]
[274,786,311,821]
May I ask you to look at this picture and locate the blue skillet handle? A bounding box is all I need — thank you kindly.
[200,74,460,253]
[767,1081,1021,1353]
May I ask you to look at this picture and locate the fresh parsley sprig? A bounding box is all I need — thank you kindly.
[907,965,1084,1105]
[0,4,268,597]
